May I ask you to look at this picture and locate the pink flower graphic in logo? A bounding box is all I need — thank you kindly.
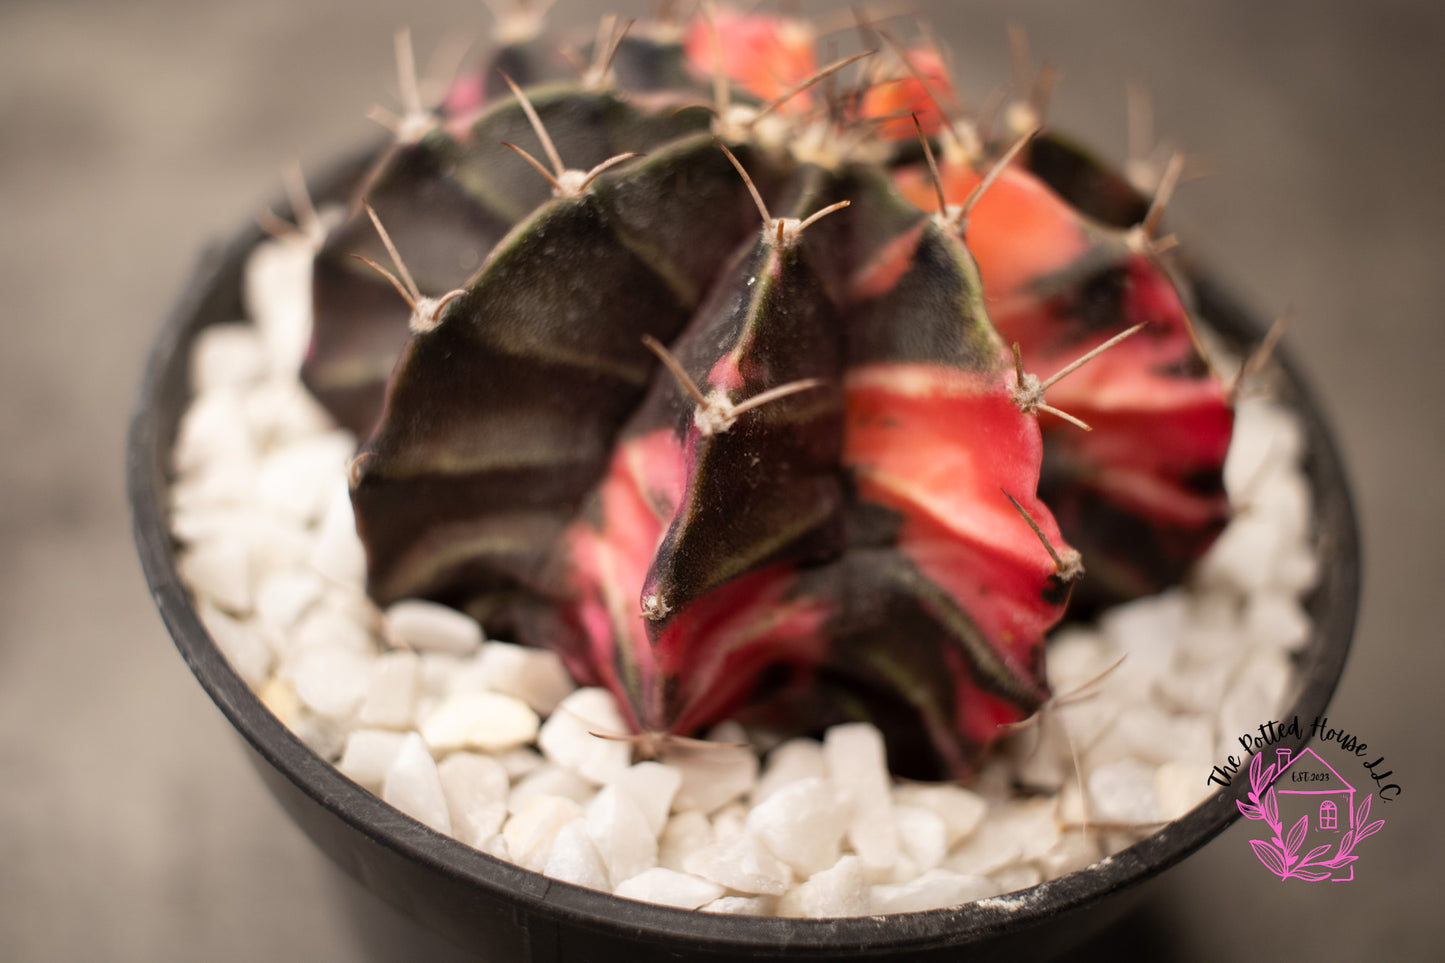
[1237,747,1384,881]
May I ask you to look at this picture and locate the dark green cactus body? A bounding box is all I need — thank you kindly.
[1023,133,1151,230]
[304,87,713,438]
[564,179,850,735]
[296,7,1234,781]
[641,186,847,618]
[350,130,790,634]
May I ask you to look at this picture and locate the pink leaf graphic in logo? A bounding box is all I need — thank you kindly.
[1250,838,1288,877]
[1284,815,1308,861]
[1356,793,1371,827]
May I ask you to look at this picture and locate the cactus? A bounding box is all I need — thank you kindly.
[298,5,1232,779]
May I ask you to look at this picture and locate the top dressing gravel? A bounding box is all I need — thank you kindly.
[167,225,1317,917]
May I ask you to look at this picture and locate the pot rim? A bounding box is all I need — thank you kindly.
[126,167,1360,954]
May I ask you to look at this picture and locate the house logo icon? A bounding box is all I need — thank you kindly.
[1238,746,1384,882]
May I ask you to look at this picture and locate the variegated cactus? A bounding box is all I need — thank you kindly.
[298,4,1232,779]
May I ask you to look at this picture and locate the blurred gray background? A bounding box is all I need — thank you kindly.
[2,0,1440,958]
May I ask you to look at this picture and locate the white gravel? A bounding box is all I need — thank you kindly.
[166,230,1323,917]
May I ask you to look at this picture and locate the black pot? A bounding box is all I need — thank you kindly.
[127,172,1360,961]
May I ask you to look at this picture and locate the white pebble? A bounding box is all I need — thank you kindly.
[1088,759,1163,825]
[1244,591,1311,653]
[895,804,948,874]
[289,708,348,760]
[683,832,793,896]
[244,235,318,375]
[614,868,724,909]
[254,569,324,632]
[197,603,272,687]
[778,855,869,919]
[1043,626,1112,693]
[381,733,452,834]
[191,323,267,393]
[708,719,749,744]
[1177,596,1248,671]
[173,391,256,478]
[746,777,851,877]
[1007,719,1069,792]
[1218,652,1293,742]
[944,815,1023,877]
[240,514,315,576]
[384,600,484,656]
[871,869,996,914]
[1253,470,1312,549]
[991,864,1042,893]
[608,762,682,837]
[585,786,659,887]
[418,652,466,698]
[1196,513,1282,593]
[474,833,510,862]
[243,379,336,449]
[257,432,355,524]
[472,641,575,713]
[1038,829,1100,878]
[420,691,539,753]
[669,742,759,815]
[171,501,250,546]
[1154,661,1229,715]
[180,540,252,615]
[1090,704,1211,771]
[1056,781,1088,828]
[509,766,596,814]
[892,783,987,849]
[437,752,510,846]
[503,796,584,873]
[753,737,827,804]
[291,645,372,720]
[993,798,1061,862]
[658,810,712,872]
[824,723,898,872]
[543,820,611,892]
[338,729,408,791]
[309,486,367,587]
[1271,545,1320,594]
[700,896,777,915]
[358,651,420,729]
[1224,398,1304,497]
[258,676,300,725]
[537,689,632,785]
[1098,589,1186,694]
[1155,761,1209,821]
[710,803,749,846]
[1055,694,1123,753]
[495,748,545,780]
[291,605,375,657]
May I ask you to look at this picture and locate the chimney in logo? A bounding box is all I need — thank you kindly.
[1277,748,1292,771]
